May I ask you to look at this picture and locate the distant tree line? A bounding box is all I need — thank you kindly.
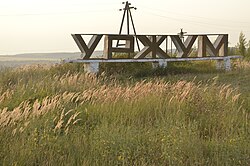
[229,31,250,58]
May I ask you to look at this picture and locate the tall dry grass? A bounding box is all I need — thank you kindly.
[0,63,249,165]
[233,59,250,70]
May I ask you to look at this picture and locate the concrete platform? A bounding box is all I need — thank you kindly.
[63,56,242,73]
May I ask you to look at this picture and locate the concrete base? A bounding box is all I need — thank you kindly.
[152,61,168,69]
[216,58,231,71]
[216,60,224,70]
[63,56,241,74]
[224,58,231,71]
[159,61,168,68]
[84,62,99,74]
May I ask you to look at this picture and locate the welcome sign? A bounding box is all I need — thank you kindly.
[72,34,228,59]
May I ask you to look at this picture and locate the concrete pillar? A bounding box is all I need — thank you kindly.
[84,62,99,74]
[216,60,224,70]
[152,61,167,69]
[224,58,231,71]
[216,58,231,71]
[159,61,168,68]
[152,62,159,69]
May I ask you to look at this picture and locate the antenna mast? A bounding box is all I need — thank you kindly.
[178,28,187,42]
[117,1,140,51]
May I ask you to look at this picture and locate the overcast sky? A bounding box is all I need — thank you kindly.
[0,0,250,54]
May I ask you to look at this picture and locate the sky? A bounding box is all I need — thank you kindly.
[0,0,250,55]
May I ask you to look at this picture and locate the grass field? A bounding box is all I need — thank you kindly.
[0,60,249,165]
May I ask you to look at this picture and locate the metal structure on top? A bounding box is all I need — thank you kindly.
[178,28,187,42]
[68,1,242,73]
[70,1,242,68]
[117,1,140,51]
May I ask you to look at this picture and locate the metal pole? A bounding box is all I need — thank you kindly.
[126,3,130,35]
[128,9,140,51]
[118,9,126,35]
[116,3,127,47]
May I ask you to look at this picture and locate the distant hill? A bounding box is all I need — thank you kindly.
[11,51,103,60]
[13,52,81,60]
[1,51,103,60]
[0,51,103,68]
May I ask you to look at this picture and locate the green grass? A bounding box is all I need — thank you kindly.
[0,61,249,165]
